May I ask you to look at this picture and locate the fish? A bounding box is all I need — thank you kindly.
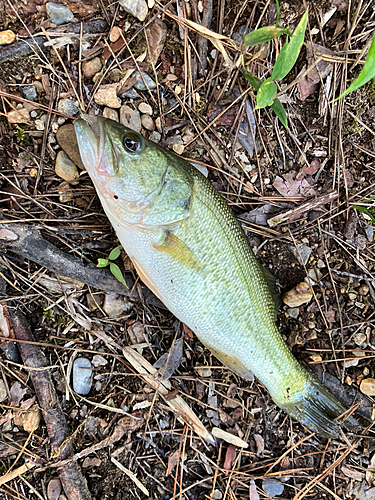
[74,116,359,438]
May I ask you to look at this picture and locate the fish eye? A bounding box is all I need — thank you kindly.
[123,134,141,153]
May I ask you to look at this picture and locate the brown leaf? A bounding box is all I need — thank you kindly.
[273,172,316,197]
[166,449,179,476]
[223,444,237,472]
[9,382,27,407]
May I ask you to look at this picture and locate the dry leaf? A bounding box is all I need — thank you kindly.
[166,449,179,476]
[223,444,237,471]
[250,479,260,500]
[273,172,317,197]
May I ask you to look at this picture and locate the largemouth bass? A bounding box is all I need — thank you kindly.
[75,116,358,437]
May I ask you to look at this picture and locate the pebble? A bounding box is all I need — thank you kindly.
[56,124,85,170]
[290,244,312,266]
[149,131,161,142]
[103,292,131,316]
[22,85,37,101]
[283,282,313,308]
[138,102,152,115]
[118,0,148,21]
[262,479,284,498]
[55,151,79,184]
[6,108,30,124]
[0,380,7,403]
[307,268,322,282]
[58,182,73,203]
[353,332,367,346]
[58,98,79,116]
[120,88,140,99]
[360,378,375,396]
[72,358,93,395]
[365,225,374,241]
[46,2,74,25]
[94,84,121,108]
[132,71,157,90]
[359,284,369,296]
[92,355,108,368]
[155,116,162,132]
[109,26,122,43]
[82,57,102,79]
[287,307,300,319]
[34,118,45,131]
[86,293,103,311]
[173,143,185,155]
[141,114,154,131]
[47,478,61,500]
[107,68,123,83]
[0,29,15,45]
[120,105,141,132]
[103,107,119,122]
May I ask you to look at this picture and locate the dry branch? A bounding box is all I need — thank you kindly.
[9,309,92,500]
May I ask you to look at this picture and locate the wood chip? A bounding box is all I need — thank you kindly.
[211,427,249,448]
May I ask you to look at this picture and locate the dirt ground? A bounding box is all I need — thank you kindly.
[0,0,375,499]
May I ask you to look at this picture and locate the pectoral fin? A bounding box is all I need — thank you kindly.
[209,346,254,381]
[153,230,203,272]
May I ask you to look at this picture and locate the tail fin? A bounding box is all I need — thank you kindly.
[282,377,360,438]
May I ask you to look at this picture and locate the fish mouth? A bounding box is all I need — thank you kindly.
[74,115,116,178]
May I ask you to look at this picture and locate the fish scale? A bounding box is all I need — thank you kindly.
[75,116,359,438]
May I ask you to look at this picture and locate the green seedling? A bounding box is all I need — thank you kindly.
[97,245,127,286]
[242,6,308,126]
[353,198,375,225]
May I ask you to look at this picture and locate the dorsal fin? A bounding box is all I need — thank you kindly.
[261,265,282,319]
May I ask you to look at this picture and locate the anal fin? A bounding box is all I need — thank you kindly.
[209,346,254,381]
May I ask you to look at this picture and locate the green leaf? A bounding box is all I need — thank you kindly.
[108,245,122,261]
[271,98,288,127]
[97,258,109,268]
[255,79,277,109]
[275,0,280,26]
[243,26,288,47]
[353,205,375,224]
[272,10,308,81]
[109,263,127,286]
[242,69,262,91]
[336,35,375,100]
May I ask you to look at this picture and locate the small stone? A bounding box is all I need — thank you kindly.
[149,131,161,142]
[103,107,119,122]
[283,282,313,308]
[94,84,121,108]
[287,307,300,319]
[316,258,325,268]
[120,105,141,132]
[359,284,369,296]
[103,292,131,316]
[166,73,178,81]
[348,292,357,301]
[138,102,152,115]
[72,358,93,395]
[34,119,45,131]
[109,26,122,43]
[82,57,102,79]
[132,71,156,90]
[56,124,85,170]
[310,354,322,362]
[86,293,103,311]
[141,114,154,131]
[46,2,74,25]
[353,332,367,346]
[360,378,375,396]
[58,182,73,203]
[107,68,122,83]
[307,268,322,282]
[119,0,148,21]
[30,110,38,118]
[155,116,162,132]
[211,490,222,500]
[0,380,7,403]
[0,29,16,45]
[58,99,79,116]
[173,143,184,155]
[6,108,30,124]
[290,244,312,265]
[120,88,140,99]
[22,85,37,101]
[262,480,284,498]
[47,478,61,500]
[365,225,374,241]
[92,355,108,368]
[55,151,79,184]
